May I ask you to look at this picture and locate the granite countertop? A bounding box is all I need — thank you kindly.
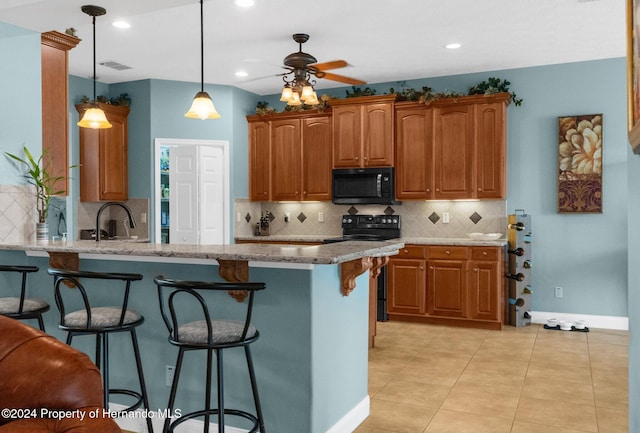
[0,239,403,265]
[235,235,508,247]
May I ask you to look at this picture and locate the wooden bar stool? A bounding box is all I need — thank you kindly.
[0,265,49,331]
[154,275,266,433]
[48,268,153,433]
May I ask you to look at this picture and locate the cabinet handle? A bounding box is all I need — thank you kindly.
[364,156,368,160]
[426,188,431,192]
[429,266,434,270]
[482,251,488,256]
[478,188,483,191]
[436,188,440,192]
[303,191,307,195]
[403,249,408,254]
[445,250,450,255]
[355,156,359,160]
[474,268,478,272]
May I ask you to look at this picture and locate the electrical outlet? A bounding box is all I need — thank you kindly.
[554,286,563,298]
[318,212,324,223]
[141,213,147,223]
[236,212,242,223]
[166,365,175,386]
[442,212,450,223]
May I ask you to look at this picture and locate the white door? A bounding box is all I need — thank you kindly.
[199,145,224,244]
[170,146,198,244]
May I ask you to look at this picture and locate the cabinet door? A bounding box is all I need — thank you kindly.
[302,116,332,201]
[433,105,474,199]
[395,107,433,199]
[468,260,500,321]
[387,258,426,316]
[332,105,362,167]
[427,259,467,318]
[475,102,506,199]
[362,102,394,166]
[249,121,271,201]
[99,110,128,201]
[271,119,301,201]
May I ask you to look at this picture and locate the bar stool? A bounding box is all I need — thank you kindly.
[0,265,49,331]
[154,275,266,433]
[48,268,153,433]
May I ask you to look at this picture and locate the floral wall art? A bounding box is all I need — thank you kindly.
[558,114,603,213]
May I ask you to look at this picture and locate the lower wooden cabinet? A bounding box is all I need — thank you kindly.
[387,244,504,329]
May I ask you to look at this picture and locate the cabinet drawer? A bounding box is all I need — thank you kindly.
[395,245,427,259]
[471,247,499,261]
[427,246,468,260]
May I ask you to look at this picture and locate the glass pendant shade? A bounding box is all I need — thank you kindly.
[280,85,293,102]
[287,91,302,106]
[304,91,319,105]
[77,106,112,129]
[300,85,315,101]
[184,91,221,119]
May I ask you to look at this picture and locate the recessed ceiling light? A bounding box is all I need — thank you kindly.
[235,0,255,7]
[235,71,248,77]
[445,43,461,50]
[112,21,130,29]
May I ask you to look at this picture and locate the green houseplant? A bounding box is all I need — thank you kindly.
[5,146,71,240]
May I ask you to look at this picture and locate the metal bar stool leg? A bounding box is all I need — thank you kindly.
[102,333,110,410]
[204,348,212,433]
[245,346,266,433]
[36,315,45,331]
[130,329,154,433]
[216,349,223,433]
[165,348,185,433]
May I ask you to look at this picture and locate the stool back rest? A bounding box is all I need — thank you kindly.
[0,265,39,314]
[154,275,265,345]
[47,268,143,329]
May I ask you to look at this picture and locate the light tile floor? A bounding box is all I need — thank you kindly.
[356,321,629,433]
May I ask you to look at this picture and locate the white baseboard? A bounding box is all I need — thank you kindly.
[326,396,370,433]
[530,311,628,330]
[112,396,370,433]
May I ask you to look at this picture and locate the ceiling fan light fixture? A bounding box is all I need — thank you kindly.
[77,5,112,129]
[303,92,319,105]
[287,92,302,106]
[300,85,315,101]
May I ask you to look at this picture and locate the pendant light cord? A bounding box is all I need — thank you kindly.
[199,0,204,93]
[92,14,97,101]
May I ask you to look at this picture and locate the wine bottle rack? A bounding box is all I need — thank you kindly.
[507,210,532,327]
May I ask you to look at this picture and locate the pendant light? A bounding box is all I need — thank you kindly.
[185,0,221,120]
[77,5,112,129]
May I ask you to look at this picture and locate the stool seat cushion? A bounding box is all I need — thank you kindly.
[177,319,257,344]
[64,307,142,328]
[0,297,49,314]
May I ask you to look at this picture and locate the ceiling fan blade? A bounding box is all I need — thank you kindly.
[312,60,348,71]
[320,72,366,85]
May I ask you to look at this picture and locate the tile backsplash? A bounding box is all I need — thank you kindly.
[77,198,149,239]
[235,199,507,239]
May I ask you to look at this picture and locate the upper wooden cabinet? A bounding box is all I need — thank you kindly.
[329,94,396,168]
[395,93,510,200]
[247,112,332,202]
[76,103,130,202]
[41,31,79,196]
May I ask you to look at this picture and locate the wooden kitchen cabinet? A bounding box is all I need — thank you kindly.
[394,93,510,200]
[249,120,271,201]
[395,105,434,199]
[41,31,79,196]
[387,244,504,329]
[427,246,469,318]
[387,245,427,316]
[76,103,130,202]
[329,94,396,168]
[248,112,332,202]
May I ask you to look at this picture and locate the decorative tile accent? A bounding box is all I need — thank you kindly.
[384,206,395,215]
[245,213,251,223]
[469,211,482,224]
[297,212,307,223]
[268,211,275,222]
[348,206,359,215]
[428,212,440,224]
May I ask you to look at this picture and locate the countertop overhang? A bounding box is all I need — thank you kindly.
[235,235,507,247]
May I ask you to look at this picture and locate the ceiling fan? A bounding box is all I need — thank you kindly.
[281,33,366,86]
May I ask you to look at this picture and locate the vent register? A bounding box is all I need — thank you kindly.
[99,60,132,71]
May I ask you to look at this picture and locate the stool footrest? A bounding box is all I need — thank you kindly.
[108,388,144,413]
[168,408,260,432]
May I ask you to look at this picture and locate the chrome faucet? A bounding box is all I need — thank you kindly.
[95,202,136,242]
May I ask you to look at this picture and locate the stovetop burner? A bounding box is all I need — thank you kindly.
[323,214,401,244]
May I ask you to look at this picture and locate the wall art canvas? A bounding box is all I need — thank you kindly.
[558,114,603,213]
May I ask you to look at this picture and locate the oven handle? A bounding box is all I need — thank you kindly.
[377,174,382,197]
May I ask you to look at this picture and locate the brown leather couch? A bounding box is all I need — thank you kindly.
[0,315,121,433]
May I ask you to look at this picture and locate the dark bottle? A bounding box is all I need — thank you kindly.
[523,260,532,269]
[523,285,532,294]
[508,247,525,256]
[506,273,525,281]
[524,311,532,319]
[508,222,525,231]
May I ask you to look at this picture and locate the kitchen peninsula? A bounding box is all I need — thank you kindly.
[2,239,402,433]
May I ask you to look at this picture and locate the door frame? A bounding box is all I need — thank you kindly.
[154,138,230,244]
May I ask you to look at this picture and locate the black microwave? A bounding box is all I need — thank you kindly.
[332,167,397,205]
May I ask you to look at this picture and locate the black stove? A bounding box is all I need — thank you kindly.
[322,214,401,244]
